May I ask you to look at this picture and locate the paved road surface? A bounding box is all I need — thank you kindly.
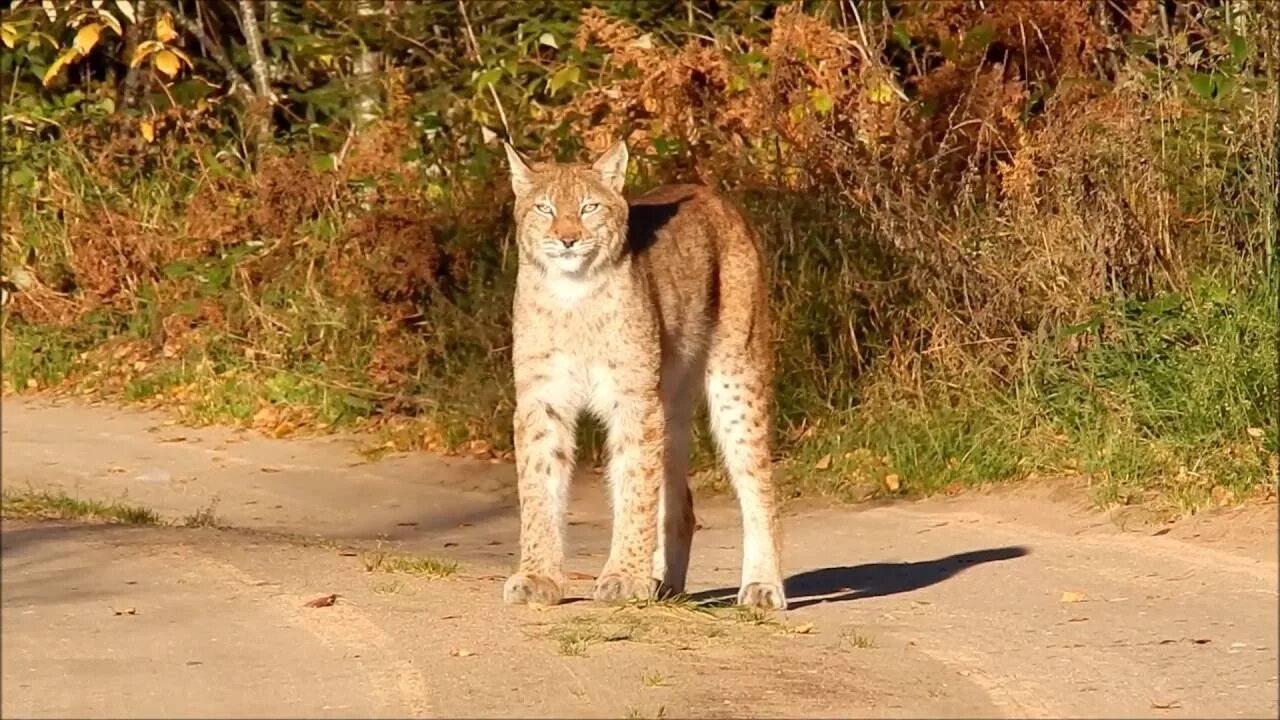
[2,397,1276,718]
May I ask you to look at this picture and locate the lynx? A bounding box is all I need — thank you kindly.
[500,140,786,610]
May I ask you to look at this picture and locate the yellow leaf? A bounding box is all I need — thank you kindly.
[140,117,155,143]
[884,473,901,492]
[155,12,177,42]
[116,0,136,23]
[153,49,181,78]
[1060,591,1087,603]
[130,39,163,67]
[1,22,18,49]
[74,23,102,54]
[96,9,123,35]
[865,77,899,105]
[41,47,80,87]
[814,453,832,470]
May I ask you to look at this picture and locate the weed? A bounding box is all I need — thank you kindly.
[372,580,404,595]
[641,671,670,688]
[360,550,458,578]
[1,490,160,525]
[550,615,640,656]
[840,629,875,649]
[181,501,223,528]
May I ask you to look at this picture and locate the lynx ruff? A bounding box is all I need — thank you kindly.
[501,139,786,611]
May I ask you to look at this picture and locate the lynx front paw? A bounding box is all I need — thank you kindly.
[503,572,564,606]
[737,581,787,611]
[592,573,657,603]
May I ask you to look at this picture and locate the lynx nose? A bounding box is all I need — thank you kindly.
[551,216,582,249]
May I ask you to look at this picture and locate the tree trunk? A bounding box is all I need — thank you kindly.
[236,0,275,146]
[117,0,150,111]
[352,0,383,129]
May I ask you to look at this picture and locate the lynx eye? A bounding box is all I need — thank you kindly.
[580,202,600,215]
[534,202,555,216]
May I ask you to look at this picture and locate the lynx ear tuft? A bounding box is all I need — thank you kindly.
[504,142,536,198]
[591,140,629,193]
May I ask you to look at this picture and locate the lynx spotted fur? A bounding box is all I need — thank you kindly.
[501,140,785,610]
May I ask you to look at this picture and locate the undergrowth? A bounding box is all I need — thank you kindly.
[2,2,1276,517]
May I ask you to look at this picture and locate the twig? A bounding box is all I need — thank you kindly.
[457,0,511,141]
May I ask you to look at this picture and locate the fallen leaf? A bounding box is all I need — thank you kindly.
[113,607,137,616]
[259,466,282,473]
[337,550,357,557]
[1246,427,1264,439]
[304,594,338,608]
[884,473,901,492]
[567,571,594,581]
[1150,700,1181,710]
[814,453,832,470]
[160,435,187,443]
[790,622,815,634]
[1060,591,1087,603]
[450,648,474,657]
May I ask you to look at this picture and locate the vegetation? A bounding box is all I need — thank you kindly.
[2,489,161,524]
[360,549,459,578]
[1,0,1276,516]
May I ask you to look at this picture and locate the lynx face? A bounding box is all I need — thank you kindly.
[504,142,630,278]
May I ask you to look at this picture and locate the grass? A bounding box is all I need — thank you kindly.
[839,629,875,649]
[641,670,670,688]
[773,276,1278,517]
[539,597,798,657]
[372,579,404,595]
[624,706,667,720]
[360,549,459,578]
[181,501,223,528]
[551,614,642,656]
[1,490,160,525]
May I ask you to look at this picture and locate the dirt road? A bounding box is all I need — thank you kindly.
[2,397,1276,718]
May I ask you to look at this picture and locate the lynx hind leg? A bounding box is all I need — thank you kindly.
[653,364,699,598]
[705,346,785,611]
